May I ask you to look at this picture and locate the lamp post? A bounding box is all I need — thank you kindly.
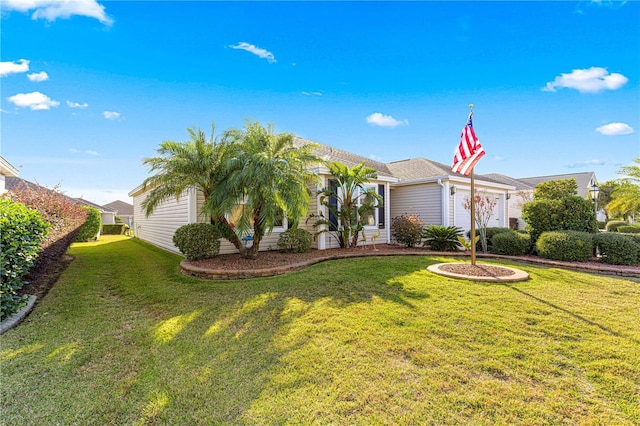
[589,183,600,216]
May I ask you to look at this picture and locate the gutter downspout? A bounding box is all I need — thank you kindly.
[437,178,448,226]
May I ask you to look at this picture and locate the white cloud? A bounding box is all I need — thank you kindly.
[2,0,113,24]
[595,122,634,136]
[567,159,605,169]
[0,59,30,77]
[369,154,383,162]
[86,150,99,156]
[66,100,88,109]
[542,67,628,93]
[27,71,49,82]
[365,112,408,128]
[301,91,322,96]
[7,91,60,110]
[102,111,120,120]
[229,42,276,63]
[69,148,79,153]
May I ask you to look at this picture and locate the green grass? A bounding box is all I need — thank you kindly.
[1,235,639,425]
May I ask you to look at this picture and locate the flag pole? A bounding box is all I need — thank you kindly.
[469,104,477,266]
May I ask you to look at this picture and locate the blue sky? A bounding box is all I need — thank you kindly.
[1,0,638,204]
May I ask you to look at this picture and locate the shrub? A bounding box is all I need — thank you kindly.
[467,227,511,252]
[277,228,313,253]
[423,225,463,252]
[492,231,531,256]
[536,231,593,262]
[391,214,424,247]
[618,225,640,234]
[173,223,221,261]
[597,221,607,230]
[102,224,130,235]
[605,220,628,232]
[594,233,640,266]
[75,206,102,242]
[0,198,49,320]
[523,196,598,245]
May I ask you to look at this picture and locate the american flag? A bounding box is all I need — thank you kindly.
[452,112,485,176]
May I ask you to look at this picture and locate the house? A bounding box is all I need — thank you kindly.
[387,158,515,234]
[129,136,600,255]
[0,156,20,194]
[103,200,134,227]
[129,137,398,255]
[75,198,117,225]
[484,171,601,227]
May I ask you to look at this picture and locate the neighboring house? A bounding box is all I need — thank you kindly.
[0,156,20,194]
[484,171,602,228]
[129,137,398,255]
[75,198,117,225]
[103,200,134,227]
[388,158,515,235]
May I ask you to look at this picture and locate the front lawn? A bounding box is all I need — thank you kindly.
[1,235,639,425]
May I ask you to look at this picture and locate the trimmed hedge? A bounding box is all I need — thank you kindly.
[277,228,313,253]
[492,231,531,256]
[391,214,425,247]
[0,198,49,320]
[102,224,130,235]
[605,220,629,232]
[536,231,593,262]
[173,223,221,261]
[594,233,640,266]
[467,227,512,252]
[618,225,640,234]
[76,206,102,242]
[522,196,598,245]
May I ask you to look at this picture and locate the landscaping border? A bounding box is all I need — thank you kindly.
[0,295,37,335]
[181,250,640,280]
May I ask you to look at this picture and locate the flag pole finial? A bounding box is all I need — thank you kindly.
[469,103,474,111]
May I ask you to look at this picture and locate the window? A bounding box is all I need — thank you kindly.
[328,179,338,231]
[378,184,385,229]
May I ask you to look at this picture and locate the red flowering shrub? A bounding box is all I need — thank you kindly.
[6,182,87,280]
[391,214,425,247]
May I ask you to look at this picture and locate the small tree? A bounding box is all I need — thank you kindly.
[534,179,578,200]
[463,190,497,253]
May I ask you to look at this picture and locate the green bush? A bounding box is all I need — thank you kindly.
[102,224,130,235]
[605,220,628,232]
[594,233,640,266]
[522,196,598,245]
[0,198,49,320]
[492,231,531,256]
[277,228,313,253]
[597,221,607,230]
[423,225,463,252]
[75,206,102,242]
[467,227,512,252]
[173,223,221,261]
[618,225,640,234]
[536,231,593,262]
[391,214,424,247]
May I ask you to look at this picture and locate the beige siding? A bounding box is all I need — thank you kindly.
[390,183,442,227]
[132,189,192,254]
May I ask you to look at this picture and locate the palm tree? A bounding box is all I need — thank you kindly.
[313,161,381,248]
[140,125,244,250]
[206,121,320,259]
[607,158,640,221]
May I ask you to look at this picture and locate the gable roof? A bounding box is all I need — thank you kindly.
[517,172,596,198]
[387,157,509,187]
[482,173,535,191]
[103,200,133,216]
[75,198,118,213]
[294,137,394,177]
[5,176,41,193]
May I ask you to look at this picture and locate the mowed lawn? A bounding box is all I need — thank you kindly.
[1,236,639,425]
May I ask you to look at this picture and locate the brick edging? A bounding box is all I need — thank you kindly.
[181,251,640,280]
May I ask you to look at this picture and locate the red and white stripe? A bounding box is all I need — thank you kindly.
[452,113,485,176]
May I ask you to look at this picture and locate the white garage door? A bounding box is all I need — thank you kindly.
[454,190,505,233]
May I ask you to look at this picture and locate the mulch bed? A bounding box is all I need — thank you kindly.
[438,263,516,277]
